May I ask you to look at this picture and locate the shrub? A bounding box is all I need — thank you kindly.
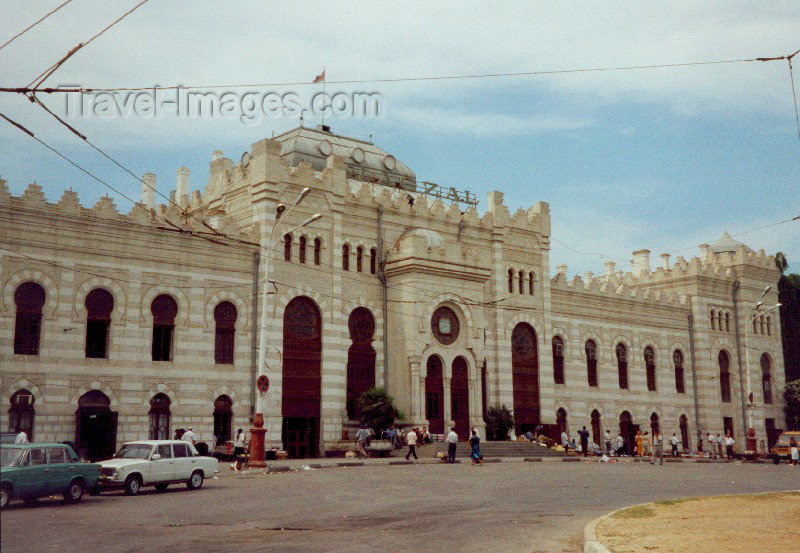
[484,405,514,441]
[355,387,403,436]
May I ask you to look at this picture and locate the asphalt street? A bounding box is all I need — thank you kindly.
[2,461,798,553]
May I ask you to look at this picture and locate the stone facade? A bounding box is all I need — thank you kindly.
[0,125,786,456]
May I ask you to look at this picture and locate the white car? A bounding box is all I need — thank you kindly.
[93,440,219,496]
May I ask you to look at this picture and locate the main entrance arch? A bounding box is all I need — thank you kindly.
[619,411,637,456]
[450,356,469,440]
[76,390,117,461]
[425,355,444,434]
[282,296,322,458]
[511,323,540,435]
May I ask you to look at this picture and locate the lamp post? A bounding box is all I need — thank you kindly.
[743,285,781,454]
[249,187,322,467]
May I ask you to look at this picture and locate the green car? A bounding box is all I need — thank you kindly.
[0,443,101,508]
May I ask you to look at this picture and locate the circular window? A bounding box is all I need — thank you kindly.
[431,306,459,345]
[351,147,365,163]
[383,155,396,171]
[318,140,332,156]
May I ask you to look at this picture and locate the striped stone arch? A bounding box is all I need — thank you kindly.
[668,341,689,364]
[427,292,476,337]
[342,298,383,335]
[71,381,118,407]
[74,277,127,321]
[140,285,190,326]
[146,383,177,403]
[578,330,605,362]
[638,336,661,361]
[3,268,59,317]
[4,378,44,406]
[505,313,543,345]
[610,335,633,359]
[210,385,238,404]
[550,326,570,355]
[273,285,330,323]
[617,404,641,423]
[418,345,479,380]
[205,290,249,330]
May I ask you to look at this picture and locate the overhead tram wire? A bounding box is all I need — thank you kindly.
[0,0,75,52]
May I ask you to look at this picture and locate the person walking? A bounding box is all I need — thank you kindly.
[469,429,483,465]
[724,432,735,460]
[635,430,643,457]
[643,431,652,457]
[182,427,196,445]
[231,428,247,471]
[651,431,664,465]
[707,433,717,459]
[670,433,679,457]
[355,424,370,459]
[446,427,458,463]
[578,426,590,457]
[604,430,612,455]
[560,429,570,455]
[14,430,29,444]
[405,428,418,460]
[790,437,799,466]
[615,433,625,456]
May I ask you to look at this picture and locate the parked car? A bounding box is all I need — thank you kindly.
[93,440,219,496]
[769,431,800,464]
[1,443,100,508]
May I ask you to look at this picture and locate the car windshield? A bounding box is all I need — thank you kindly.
[0,447,25,467]
[113,444,153,459]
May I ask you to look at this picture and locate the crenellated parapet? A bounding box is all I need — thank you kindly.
[550,268,689,307]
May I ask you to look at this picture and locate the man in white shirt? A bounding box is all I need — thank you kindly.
[724,433,735,459]
[670,433,680,457]
[182,427,196,445]
[651,432,664,465]
[14,430,29,444]
[405,428,418,460]
[446,427,458,463]
[604,430,612,455]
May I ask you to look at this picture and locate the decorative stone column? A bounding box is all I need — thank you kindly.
[408,356,421,424]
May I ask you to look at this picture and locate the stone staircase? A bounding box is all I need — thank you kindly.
[428,440,565,458]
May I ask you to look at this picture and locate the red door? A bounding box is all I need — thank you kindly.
[512,323,540,435]
[425,356,444,434]
[451,357,470,440]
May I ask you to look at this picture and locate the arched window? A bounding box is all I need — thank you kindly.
[710,310,716,330]
[650,412,660,436]
[451,357,470,439]
[356,246,364,273]
[346,307,376,419]
[724,312,730,332]
[528,272,535,295]
[674,350,685,394]
[370,248,377,275]
[552,336,565,384]
[13,282,45,355]
[425,356,444,434]
[766,317,771,336]
[717,312,723,331]
[342,244,350,271]
[8,389,35,439]
[616,343,628,390]
[591,409,602,447]
[284,233,292,262]
[507,269,514,293]
[85,288,113,359]
[299,235,307,264]
[151,294,178,362]
[644,346,656,391]
[719,350,731,402]
[512,323,540,433]
[585,340,598,387]
[753,317,758,334]
[556,407,568,435]
[214,301,237,364]
[148,393,171,440]
[759,315,765,335]
[518,270,524,294]
[213,395,233,446]
[761,353,772,404]
[313,238,322,266]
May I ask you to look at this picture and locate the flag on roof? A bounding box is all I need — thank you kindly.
[313,69,325,83]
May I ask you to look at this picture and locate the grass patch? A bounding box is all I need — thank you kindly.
[612,505,655,519]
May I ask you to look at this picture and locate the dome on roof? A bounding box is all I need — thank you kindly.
[708,231,749,253]
[398,228,444,249]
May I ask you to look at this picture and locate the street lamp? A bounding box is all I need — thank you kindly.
[743,290,781,454]
[249,188,322,467]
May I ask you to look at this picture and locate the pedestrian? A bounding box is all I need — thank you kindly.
[615,433,625,456]
[182,427,196,445]
[790,437,799,466]
[446,427,458,463]
[405,427,418,460]
[174,428,185,440]
[670,433,679,457]
[643,431,652,456]
[578,426,590,457]
[716,433,724,459]
[724,432,735,460]
[561,428,570,455]
[469,429,483,465]
[697,430,704,454]
[604,430,612,454]
[231,428,247,471]
[651,431,664,465]
[707,433,716,459]
[14,430,29,444]
[635,430,643,457]
[355,423,370,459]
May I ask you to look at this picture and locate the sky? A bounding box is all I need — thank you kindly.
[1,1,798,277]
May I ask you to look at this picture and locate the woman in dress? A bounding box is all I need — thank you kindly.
[635,430,644,457]
[469,429,483,465]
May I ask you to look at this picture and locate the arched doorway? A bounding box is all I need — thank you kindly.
[346,307,376,419]
[619,411,636,455]
[148,393,171,440]
[8,389,35,440]
[76,390,117,461]
[511,323,539,435]
[650,412,660,437]
[451,356,469,440]
[425,356,444,434]
[591,410,602,447]
[213,395,233,446]
[556,407,568,436]
[282,296,322,458]
[679,414,690,451]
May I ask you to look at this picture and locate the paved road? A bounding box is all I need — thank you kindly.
[2,461,798,553]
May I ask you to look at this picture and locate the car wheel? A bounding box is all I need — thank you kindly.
[123,475,141,496]
[186,471,203,490]
[154,484,169,492]
[0,485,10,509]
[63,479,84,503]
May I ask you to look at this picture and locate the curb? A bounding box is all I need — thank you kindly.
[583,512,613,553]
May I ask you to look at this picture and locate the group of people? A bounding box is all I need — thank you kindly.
[402,426,482,464]
[701,432,737,460]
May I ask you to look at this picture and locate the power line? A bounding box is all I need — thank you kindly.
[786,51,800,145]
[0,0,75,52]
[2,54,794,95]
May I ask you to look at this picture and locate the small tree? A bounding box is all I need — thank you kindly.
[355,387,402,437]
[784,379,800,430]
[484,405,514,441]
